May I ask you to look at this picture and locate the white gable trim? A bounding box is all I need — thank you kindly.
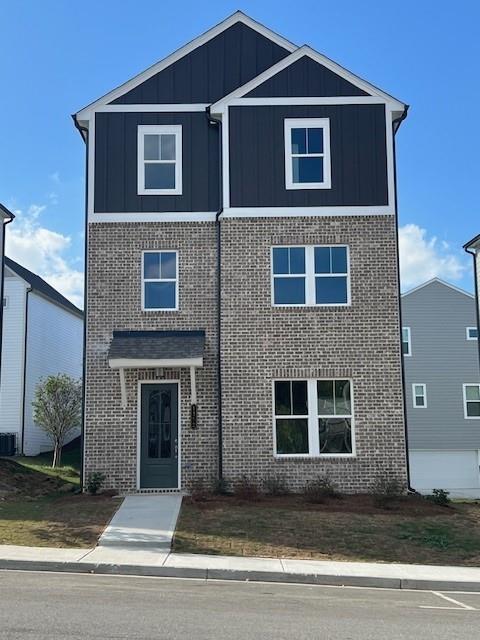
[75,12,297,122]
[210,45,406,115]
[402,278,475,299]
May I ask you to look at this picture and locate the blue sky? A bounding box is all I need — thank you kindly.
[1,0,479,305]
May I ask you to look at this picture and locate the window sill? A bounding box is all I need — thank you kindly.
[274,454,356,460]
[271,304,351,310]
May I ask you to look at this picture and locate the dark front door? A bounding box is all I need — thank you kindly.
[140,384,178,489]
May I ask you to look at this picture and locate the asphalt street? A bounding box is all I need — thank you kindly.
[1,571,480,639]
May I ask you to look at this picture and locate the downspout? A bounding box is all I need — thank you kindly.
[391,105,414,492]
[464,244,480,370]
[0,215,14,389]
[20,287,32,455]
[72,114,89,491]
[206,106,224,483]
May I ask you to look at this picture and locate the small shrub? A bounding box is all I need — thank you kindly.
[263,475,289,496]
[213,477,229,496]
[426,488,450,507]
[370,475,404,509]
[190,478,211,502]
[303,474,340,503]
[233,475,260,501]
[86,472,106,495]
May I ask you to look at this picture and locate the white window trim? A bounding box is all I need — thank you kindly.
[284,118,331,190]
[463,383,480,420]
[141,250,179,312]
[271,244,350,308]
[466,327,478,341]
[412,383,427,409]
[137,125,182,195]
[272,378,355,459]
[402,326,412,356]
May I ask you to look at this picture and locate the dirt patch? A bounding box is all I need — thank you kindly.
[0,459,72,499]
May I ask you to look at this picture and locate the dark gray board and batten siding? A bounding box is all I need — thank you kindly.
[110,22,290,105]
[229,104,388,208]
[94,112,219,213]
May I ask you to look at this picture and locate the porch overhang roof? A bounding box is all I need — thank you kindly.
[108,330,205,370]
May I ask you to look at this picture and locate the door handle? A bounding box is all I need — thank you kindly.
[174,438,178,458]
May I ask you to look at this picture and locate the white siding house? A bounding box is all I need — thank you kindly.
[0,204,14,381]
[0,257,83,456]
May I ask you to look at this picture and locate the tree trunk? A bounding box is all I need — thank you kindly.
[52,441,62,468]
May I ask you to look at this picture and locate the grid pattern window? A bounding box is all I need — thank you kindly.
[142,251,178,311]
[284,118,331,190]
[466,327,478,340]
[137,125,182,195]
[463,384,480,419]
[412,384,427,408]
[274,379,353,457]
[272,245,349,306]
[402,327,411,356]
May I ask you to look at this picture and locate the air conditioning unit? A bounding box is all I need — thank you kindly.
[0,433,17,456]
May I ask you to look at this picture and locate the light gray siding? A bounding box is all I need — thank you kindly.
[402,280,480,450]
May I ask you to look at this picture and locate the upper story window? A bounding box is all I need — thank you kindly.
[142,251,178,311]
[463,384,480,419]
[466,327,478,340]
[137,125,182,195]
[272,245,349,307]
[402,327,411,356]
[274,379,353,457]
[284,118,331,190]
[412,383,427,408]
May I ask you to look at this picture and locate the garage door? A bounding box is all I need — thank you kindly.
[409,450,480,498]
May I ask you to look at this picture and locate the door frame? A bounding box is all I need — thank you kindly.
[136,379,181,490]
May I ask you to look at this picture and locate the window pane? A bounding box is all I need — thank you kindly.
[415,396,425,407]
[317,380,334,415]
[291,128,306,154]
[160,252,176,279]
[289,247,305,274]
[276,419,309,454]
[319,418,352,454]
[274,277,306,305]
[314,247,330,274]
[414,385,424,397]
[467,401,480,417]
[466,385,480,401]
[335,380,351,414]
[469,328,478,339]
[293,157,323,183]
[145,163,176,189]
[144,282,176,309]
[307,128,323,153]
[316,276,348,304]
[402,340,410,355]
[144,252,160,279]
[160,134,176,161]
[292,381,308,415]
[144,135,160,160]
[272,248,289,274]
[331,247,347,273]
[275,381,291,415]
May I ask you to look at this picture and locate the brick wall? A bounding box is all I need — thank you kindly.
[85,214,407,493]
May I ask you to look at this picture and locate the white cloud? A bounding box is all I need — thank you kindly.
[399,224,466,290]
[5,205,84,308]
[49,171,61,184]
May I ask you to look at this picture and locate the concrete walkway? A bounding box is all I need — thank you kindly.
[1,544,480,591]
[98,495,182,549]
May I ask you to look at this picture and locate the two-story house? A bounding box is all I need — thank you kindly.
[402,279,480,497]
[0,204,14,383]
[73,12,409,493]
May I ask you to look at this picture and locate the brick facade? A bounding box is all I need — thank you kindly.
[85,214,407,494]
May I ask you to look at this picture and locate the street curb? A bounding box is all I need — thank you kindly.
[1,558,480,591]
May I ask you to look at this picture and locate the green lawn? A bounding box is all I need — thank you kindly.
[15,439,81,486]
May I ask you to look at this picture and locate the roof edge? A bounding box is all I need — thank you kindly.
[401,277,474,299]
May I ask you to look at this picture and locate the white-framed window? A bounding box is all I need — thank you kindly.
[142,250,178,311]
[273,378,354,458]
[2,297,7,308]
[402,327,411,356]
[463,384,480,419]
[412,383,427,408]
[137,125,182,195]
[466,327,478,340]
[284,118,331,190]
[271,245,350,307]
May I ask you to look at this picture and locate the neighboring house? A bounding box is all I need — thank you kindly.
[0,257,83,456]
[73,11,409,493]
[464,234,480,367]
[402,279,480,497]
[0,204,14,380]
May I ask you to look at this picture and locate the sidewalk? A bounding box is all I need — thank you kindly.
[1,544,480,592]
